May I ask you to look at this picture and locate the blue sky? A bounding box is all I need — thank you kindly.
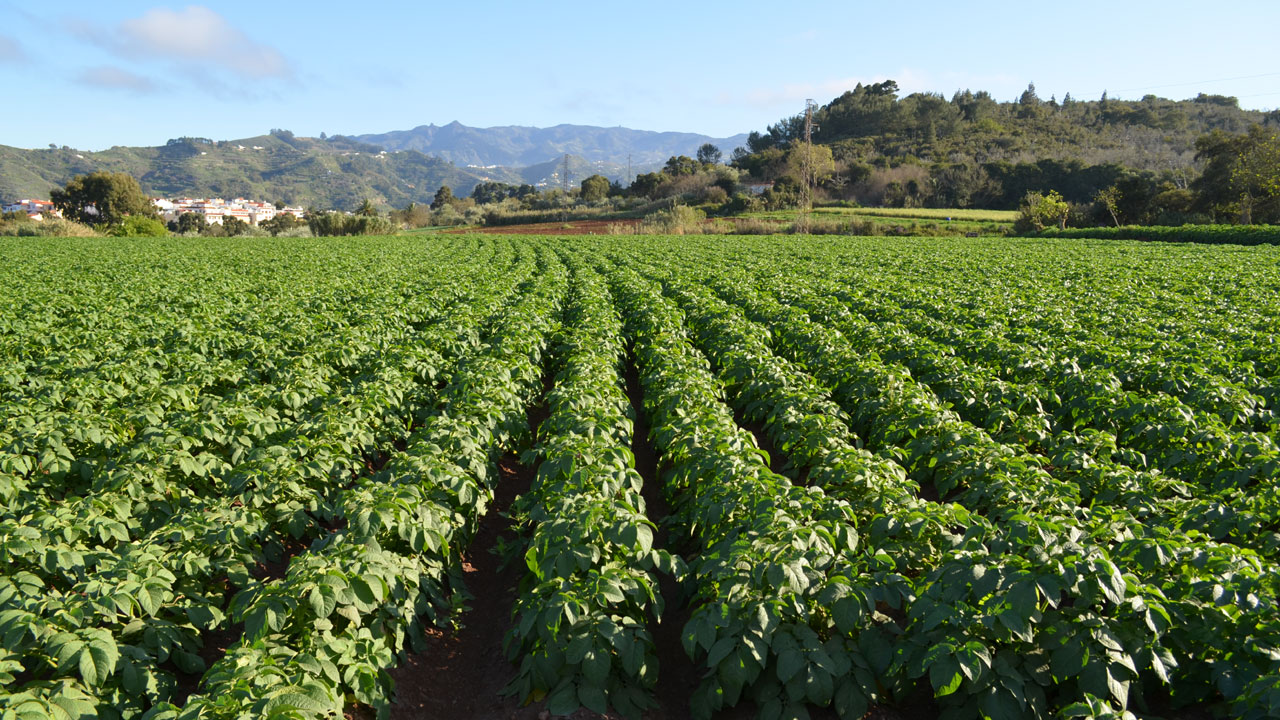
[1,1,1277,150]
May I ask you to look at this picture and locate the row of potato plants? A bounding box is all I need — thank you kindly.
[826,270,1280,483]
[812,241,1280,437]
[503,260,680,718]
[645,267,1157,719]
[137,250,566,719]
[672,261,1280,719]
[740,268,1280,560]
[0,238,480,513]
[786,268,1280,557]
[0,242,531,718]
[608,265,879,720]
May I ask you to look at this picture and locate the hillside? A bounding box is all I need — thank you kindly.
[735,83,1278,212]
[353,121,749,168]
[0,133,487,211]
[0,124,733,209]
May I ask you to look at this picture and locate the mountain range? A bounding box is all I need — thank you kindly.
[353,122,749,168]
[0,122,747,211]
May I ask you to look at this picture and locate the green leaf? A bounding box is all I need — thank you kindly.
[832,597,862,635]
[833,679,868,719]
[777,648,804,683]
[1008,579,1038,620]
[804,665,833,706]
[929,655,963,697]
[547,681,580,716]
[582,648,609,686]
[351,577,378,606]
[578,682,609,715]
[1106,664,1130,705]
[706,636,736,667]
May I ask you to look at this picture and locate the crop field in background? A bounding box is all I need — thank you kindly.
[832,207,1019,223]
[1,235,1278,720]
[738,207,1014,234]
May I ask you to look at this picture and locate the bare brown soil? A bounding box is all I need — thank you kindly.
[379,453,544,720]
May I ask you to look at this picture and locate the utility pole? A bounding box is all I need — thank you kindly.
[800,99,819,228]
[627,154,632,187]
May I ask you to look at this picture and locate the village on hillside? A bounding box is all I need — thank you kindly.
[2,196,307,226]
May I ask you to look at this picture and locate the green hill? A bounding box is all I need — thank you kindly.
[0,132,488,212]
[736,83,1279,214]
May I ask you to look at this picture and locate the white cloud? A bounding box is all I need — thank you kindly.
[0,33,26,63]
[75,66,164,94]
[82,5,291,80]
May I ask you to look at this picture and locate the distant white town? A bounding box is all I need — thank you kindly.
[3,197,307,225]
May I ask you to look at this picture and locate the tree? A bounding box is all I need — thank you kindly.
[697,143,723,165]
[1094,185,1123,227]
[356,198,377,217]
[663,156,698,177]
[629,172,665,199]
[1015,190,1070,232]
[171,212,205,234]
[221,217,249,236]
[431,185,455,210]
[579,174,610,203]
[260,213,299,236]
[1193,125,1280,223]
[50,171,156,227]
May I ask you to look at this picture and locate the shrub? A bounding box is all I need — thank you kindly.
[0,216,99,237]
[638,205,706,234]
[107,215,169,237]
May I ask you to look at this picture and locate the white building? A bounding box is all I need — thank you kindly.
[3,199,61,220]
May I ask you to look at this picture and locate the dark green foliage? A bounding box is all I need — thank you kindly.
[307,212,395,236]
[258,213,300,236]
[1039,224,1280,245]
[221,216,250,236]
[106,215,169,237]
[1192,125,1280,223]
[169,212,205,235]
[579,174,611,203]
[50,171,156,226]
[733,81,1270,217]
[431,185,455,210]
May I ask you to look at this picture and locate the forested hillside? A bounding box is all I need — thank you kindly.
[733,81,1279,222]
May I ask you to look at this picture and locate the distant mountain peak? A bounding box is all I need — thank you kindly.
[353,122,748,169]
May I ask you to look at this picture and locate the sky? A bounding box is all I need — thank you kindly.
[1,1,1277,151]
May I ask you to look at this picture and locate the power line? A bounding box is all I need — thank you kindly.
[1113,71,1280,94]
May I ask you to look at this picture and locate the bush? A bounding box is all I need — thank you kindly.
[1014,190,1070,232]
[307,212,396,236]
[107,215,169,237]
[0,216,99,237]
[638,205,706,234]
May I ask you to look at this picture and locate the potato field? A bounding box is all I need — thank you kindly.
[1,235,1278,720]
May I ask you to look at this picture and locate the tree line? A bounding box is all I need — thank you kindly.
[733,81,1280,225]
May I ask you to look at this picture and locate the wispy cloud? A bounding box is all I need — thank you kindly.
[0,33,26,63]
[75,5,292,80]
[75,65,164,94]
